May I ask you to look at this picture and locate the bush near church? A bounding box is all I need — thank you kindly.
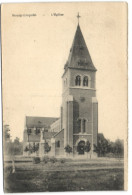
[44,141,51,154]
[50,157,57,163]
[94,133,124,157]
[42,156,50,163]
[64,145,72,156]
[33,157,40,164]
[24,143,39,154]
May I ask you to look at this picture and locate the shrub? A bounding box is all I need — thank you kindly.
[42,156,49,164]
[33,157,40,164]
[44,141,51,154]
[24,146,29,152]
[50,157,57,163]
[60,159,65,163]
[64,145,72,155]
[105,152,115,158]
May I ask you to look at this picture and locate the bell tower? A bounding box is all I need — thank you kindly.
[61,14,98,157]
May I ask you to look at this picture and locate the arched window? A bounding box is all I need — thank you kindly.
[75,75,81,86]
[83,76,88,86]
[36,128,40,135]
[56,140,60,148]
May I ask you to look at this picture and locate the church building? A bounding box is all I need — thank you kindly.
[23,15,98,158]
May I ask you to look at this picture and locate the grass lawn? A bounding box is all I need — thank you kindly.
[4,160,124,192]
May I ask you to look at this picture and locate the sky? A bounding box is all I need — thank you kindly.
[1,2,127,141]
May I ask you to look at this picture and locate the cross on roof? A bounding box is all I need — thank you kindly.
[77,12,81,24]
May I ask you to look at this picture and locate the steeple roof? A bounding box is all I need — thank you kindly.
[64,24,96,71]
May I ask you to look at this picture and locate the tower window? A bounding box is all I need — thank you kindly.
[75,75,81,86]
[83,76,88,86]
[78,119,81,133]
[83,119,86,133]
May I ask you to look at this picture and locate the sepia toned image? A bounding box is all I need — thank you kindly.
[1,2,127,192]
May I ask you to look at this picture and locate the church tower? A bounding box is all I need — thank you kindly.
[61,14,98,157]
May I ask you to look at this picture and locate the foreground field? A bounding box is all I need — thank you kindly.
[4,158,124,192]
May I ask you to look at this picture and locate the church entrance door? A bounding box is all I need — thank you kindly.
[77,140,85,155]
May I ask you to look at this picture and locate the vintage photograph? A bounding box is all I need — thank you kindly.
[2,2,127,192]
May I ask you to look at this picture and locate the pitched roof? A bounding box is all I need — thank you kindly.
[65,24,96,71]
[43,132,57,139]
[53,129,64,138]
[25,116,59,128]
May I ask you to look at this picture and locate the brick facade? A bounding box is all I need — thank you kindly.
[61,24,98,157]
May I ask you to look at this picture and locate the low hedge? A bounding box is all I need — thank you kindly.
[33,157,40,164]
[50,157,57,163]
[42,156,50,163]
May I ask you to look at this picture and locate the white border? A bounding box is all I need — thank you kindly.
[0,1,131,195]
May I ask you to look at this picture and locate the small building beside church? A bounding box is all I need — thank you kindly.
[23,17,98,158]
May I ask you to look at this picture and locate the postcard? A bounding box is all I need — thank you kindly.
[1,2,127,192]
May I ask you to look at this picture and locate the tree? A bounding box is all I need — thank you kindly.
[44,141,51,154]
[94,133,111,157]
[14,137,20,144]
[84,140,91,158]
[64,145,72,156]
[13,137,23,155]
[3,124,12,156]
[94,134,124,158]
[112,139,124,157]
[3,124,11,143]
[24,143,39,155]
[3,126,23,156]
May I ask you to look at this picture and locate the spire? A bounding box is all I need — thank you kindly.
[64,20,96,72]
[77,12,81,25]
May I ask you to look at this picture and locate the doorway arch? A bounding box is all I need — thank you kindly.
[77,140,85,155]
